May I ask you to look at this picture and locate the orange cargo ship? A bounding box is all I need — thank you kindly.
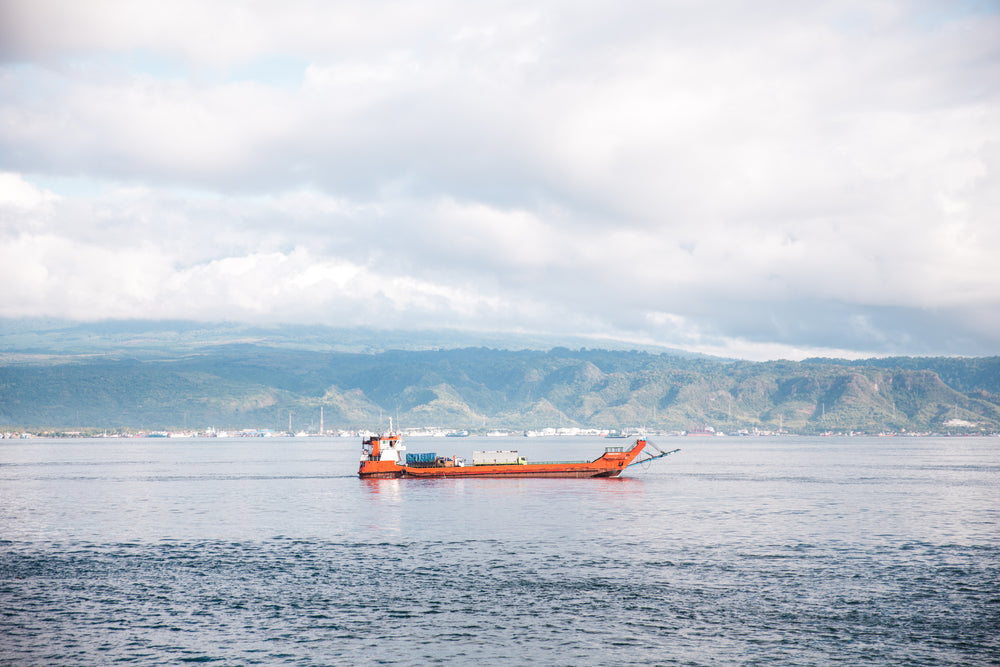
[358,431,678,478]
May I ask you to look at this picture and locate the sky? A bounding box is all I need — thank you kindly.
[0,1,998,361]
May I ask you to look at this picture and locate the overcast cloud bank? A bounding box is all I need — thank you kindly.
[1,1,998,360]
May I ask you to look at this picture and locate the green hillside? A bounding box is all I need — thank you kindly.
[2,343,998,434]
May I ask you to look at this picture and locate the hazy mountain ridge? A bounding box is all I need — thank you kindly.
[1,338,998,433]
[0,319,699,357]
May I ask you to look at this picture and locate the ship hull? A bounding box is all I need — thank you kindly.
[360,470,407,479]
[359,463,627,478]
[401,464,625,478]
[357,459,407,478]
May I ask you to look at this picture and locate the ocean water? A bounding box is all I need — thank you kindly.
[1,435,998,665]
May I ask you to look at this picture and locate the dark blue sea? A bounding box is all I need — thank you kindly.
[1,435,998,665]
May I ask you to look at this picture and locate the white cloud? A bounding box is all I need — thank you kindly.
[0,1,998,358]
[0,232,171,318]
[0,172,58,208]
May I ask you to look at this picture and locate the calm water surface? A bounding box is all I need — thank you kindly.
[1,436,998,665]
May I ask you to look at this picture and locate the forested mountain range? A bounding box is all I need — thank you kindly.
[1,321,998,434]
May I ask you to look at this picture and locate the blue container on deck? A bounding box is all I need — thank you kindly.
[406,452,437,464]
